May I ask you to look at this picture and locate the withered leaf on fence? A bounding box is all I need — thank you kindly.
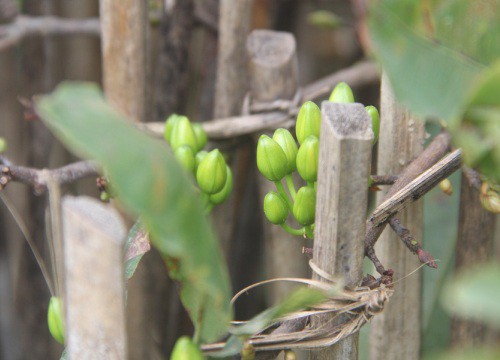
[36,82,232,343]
[124,220,151,280]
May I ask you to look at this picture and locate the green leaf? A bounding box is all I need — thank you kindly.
[210,287,328,357]
[124,221,150,280]
[36,82,232,342]
[441,262,500,328]
[368,3,484,122]
[454,61,500,181]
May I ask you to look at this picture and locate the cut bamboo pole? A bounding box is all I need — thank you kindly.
[451,172,497,347]
[99,1,151,357]
[212,0,253,255]
[63,196,127,359]
[214,0,253,118]
[247,30,309,303]
[369,74,425,360]
[99,0,147,122]
[309,103,373,359]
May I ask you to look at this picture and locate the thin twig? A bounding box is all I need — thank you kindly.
[0,15,100,51]
[389,217,437,268]
[140,61,379,139]
[364,133,458,274]
[0,157,100,194]
[370,175,397,186]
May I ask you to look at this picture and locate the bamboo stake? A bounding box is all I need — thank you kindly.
[309,102,373,359]
[99,1,149,357]
[451,172,497,347]
[99,0,147,122]
[247,29,309,303]
[63,196,127,359]
[214,0,253,118]
[369,74,425,360]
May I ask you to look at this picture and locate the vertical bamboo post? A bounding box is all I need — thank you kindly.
[212,0,253,252]
[247,30,309,303]
[370,74,425,360]
[99,1,150,357]
[63,196,127,359]
[309,103,373,359]
[451,172,496,347]
[214,0,253,119]
[99,0,147,122]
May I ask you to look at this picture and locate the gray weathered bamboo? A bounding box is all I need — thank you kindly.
[214,0,253,118]
[451,172,497,348]
[370,74,425,360]
[247,29,309,303]
[309,103,373,359]
[99,1,150,357]
[63,196,127,359]
[211,0,253,254]
[99,0,147,122]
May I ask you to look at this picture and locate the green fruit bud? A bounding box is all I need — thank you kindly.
[296,101,321,144]
[170,336,204,360]
[174,145,196,173]
[170,116,197,151]
[329,82,354,103]
[100,191,110,202]
[0,137,7,153]
[293,186,316,226]
[285,350,297,360]
[273,128,298,174]
[439,178,453,196]
[264,191,289,225]
[192,123,208,151]
[256,135,288,181]
[296,136,319,182]
[365,105,379,144]
[47,296,65,345]
[195,150,208,169]
[209,166,233,205]
[163,113,181,144]
[196,149,227,194]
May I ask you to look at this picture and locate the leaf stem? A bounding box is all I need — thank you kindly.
[274,180,293,211]
[285,174,297,200]
[304,225,314,239]
[280,223,305,236]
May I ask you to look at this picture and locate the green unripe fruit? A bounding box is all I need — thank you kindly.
[264,191,289,225]
[329,82,354,103]
[100,191,110,202]
[170,116,197,151]
[47,296,65,345]
[296,136,319,182]
[365,105,380,144]
[293,186,316,226]
[195,150,208,169]
[163,113,181,144]
[192,123,208,151]
[196,149,227,194]
[170,336,204,360]
[256,135,288,181]
[174,145,196,173]
[296,101,321,144]
[210,166,233,205]
[273,128,298,174]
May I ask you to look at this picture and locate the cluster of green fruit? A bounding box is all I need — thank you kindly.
[257,82,379,238]
[163,114,232,213]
